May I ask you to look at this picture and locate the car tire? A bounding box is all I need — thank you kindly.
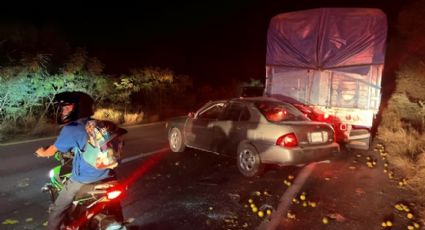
[237,143,264,177]
[169,127,186,152]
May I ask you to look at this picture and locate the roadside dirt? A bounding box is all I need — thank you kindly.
[275,142,421,230]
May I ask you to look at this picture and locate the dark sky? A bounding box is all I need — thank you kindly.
[0,0,415,84]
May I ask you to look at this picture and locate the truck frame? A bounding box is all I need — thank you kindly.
[264,8,388,150]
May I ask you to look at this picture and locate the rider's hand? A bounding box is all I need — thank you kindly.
[35,145,58,158]
[35,147,45,157]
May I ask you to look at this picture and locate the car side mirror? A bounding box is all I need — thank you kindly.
[188,112,195,118]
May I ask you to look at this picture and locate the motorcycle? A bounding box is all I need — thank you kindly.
[41,151,127,230]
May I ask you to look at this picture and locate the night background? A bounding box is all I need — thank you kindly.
[3,1,425,229]
[0,0,414,85]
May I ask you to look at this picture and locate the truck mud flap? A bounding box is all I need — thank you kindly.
[346,129,371,150]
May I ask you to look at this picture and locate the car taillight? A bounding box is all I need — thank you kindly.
[323,113,329,119]
[107,189,123,200]
[276,133,298,147]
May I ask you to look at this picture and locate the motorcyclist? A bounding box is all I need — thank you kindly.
[35,91,114,230]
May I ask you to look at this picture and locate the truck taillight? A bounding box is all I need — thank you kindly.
[276,133,298,147]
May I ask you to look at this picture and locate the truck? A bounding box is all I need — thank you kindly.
[264,8,388,150]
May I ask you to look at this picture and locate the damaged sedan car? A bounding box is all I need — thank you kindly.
[166,97,340,177]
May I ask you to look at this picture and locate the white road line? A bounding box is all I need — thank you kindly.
[0,136,57,146]
[123,121,165,129]
[121,147,170,163]
[258,162,318,230]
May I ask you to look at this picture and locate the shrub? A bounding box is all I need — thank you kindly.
[378,58,425,221]
[123,111,144,125]
[92,108,124,124]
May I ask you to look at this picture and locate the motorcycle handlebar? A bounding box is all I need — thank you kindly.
[35,148,74,163]
[62,151,74,159]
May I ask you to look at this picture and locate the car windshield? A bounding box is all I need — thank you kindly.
[255,101,309,122]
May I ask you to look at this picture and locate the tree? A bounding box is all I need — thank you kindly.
[397,0,425,60]
[0,54,50,124]
[0,48,111,136]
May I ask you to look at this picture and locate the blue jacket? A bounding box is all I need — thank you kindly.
[54,118,110,183]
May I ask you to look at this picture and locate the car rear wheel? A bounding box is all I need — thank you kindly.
[169,127,186,152]
[237,143,264,177]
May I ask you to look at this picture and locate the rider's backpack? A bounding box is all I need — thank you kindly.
[82,119,127,169]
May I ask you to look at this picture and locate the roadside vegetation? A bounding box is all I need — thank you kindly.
[0,48,242,142]
[1,0,425,225]
[377,0,425,221]
[377,58,425,220]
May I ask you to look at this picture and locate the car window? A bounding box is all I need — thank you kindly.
[221,102,250,121]
[255,101,308,122]
[198,103,225,120]
[240,107,250,121]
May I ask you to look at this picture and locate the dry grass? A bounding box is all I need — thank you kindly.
[0,107,146,143]
[395,59,425,100]
[0,118,58,143]
[123,111,144,125]
[410,154,425,219]
[377,59,425,222]
[93,108,145,125]
[92,108,125,124]
[378,113,425,222]
[0,120,18,142]
[29,118,59,137]
[0,107,145,143]
[379,126,423,159]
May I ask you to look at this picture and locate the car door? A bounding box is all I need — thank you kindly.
[185,101,226,151]
[213,101,251,155]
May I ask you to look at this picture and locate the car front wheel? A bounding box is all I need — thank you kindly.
[237,143,264,177]
[169,127,186,152]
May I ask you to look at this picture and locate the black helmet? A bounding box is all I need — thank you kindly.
[54,91,94,124]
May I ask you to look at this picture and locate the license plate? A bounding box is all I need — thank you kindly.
[310,132,323,143]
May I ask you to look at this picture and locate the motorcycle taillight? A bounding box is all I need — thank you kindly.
[106,189,123,200]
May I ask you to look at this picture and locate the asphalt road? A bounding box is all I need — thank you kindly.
[0,122,354,230]
[0,122,169,229]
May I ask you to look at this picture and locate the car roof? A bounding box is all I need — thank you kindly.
[270,94,307,105]
[203,96,291,108]
[231,96,282,103]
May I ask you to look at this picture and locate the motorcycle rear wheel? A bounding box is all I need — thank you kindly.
[91,213,126,230]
